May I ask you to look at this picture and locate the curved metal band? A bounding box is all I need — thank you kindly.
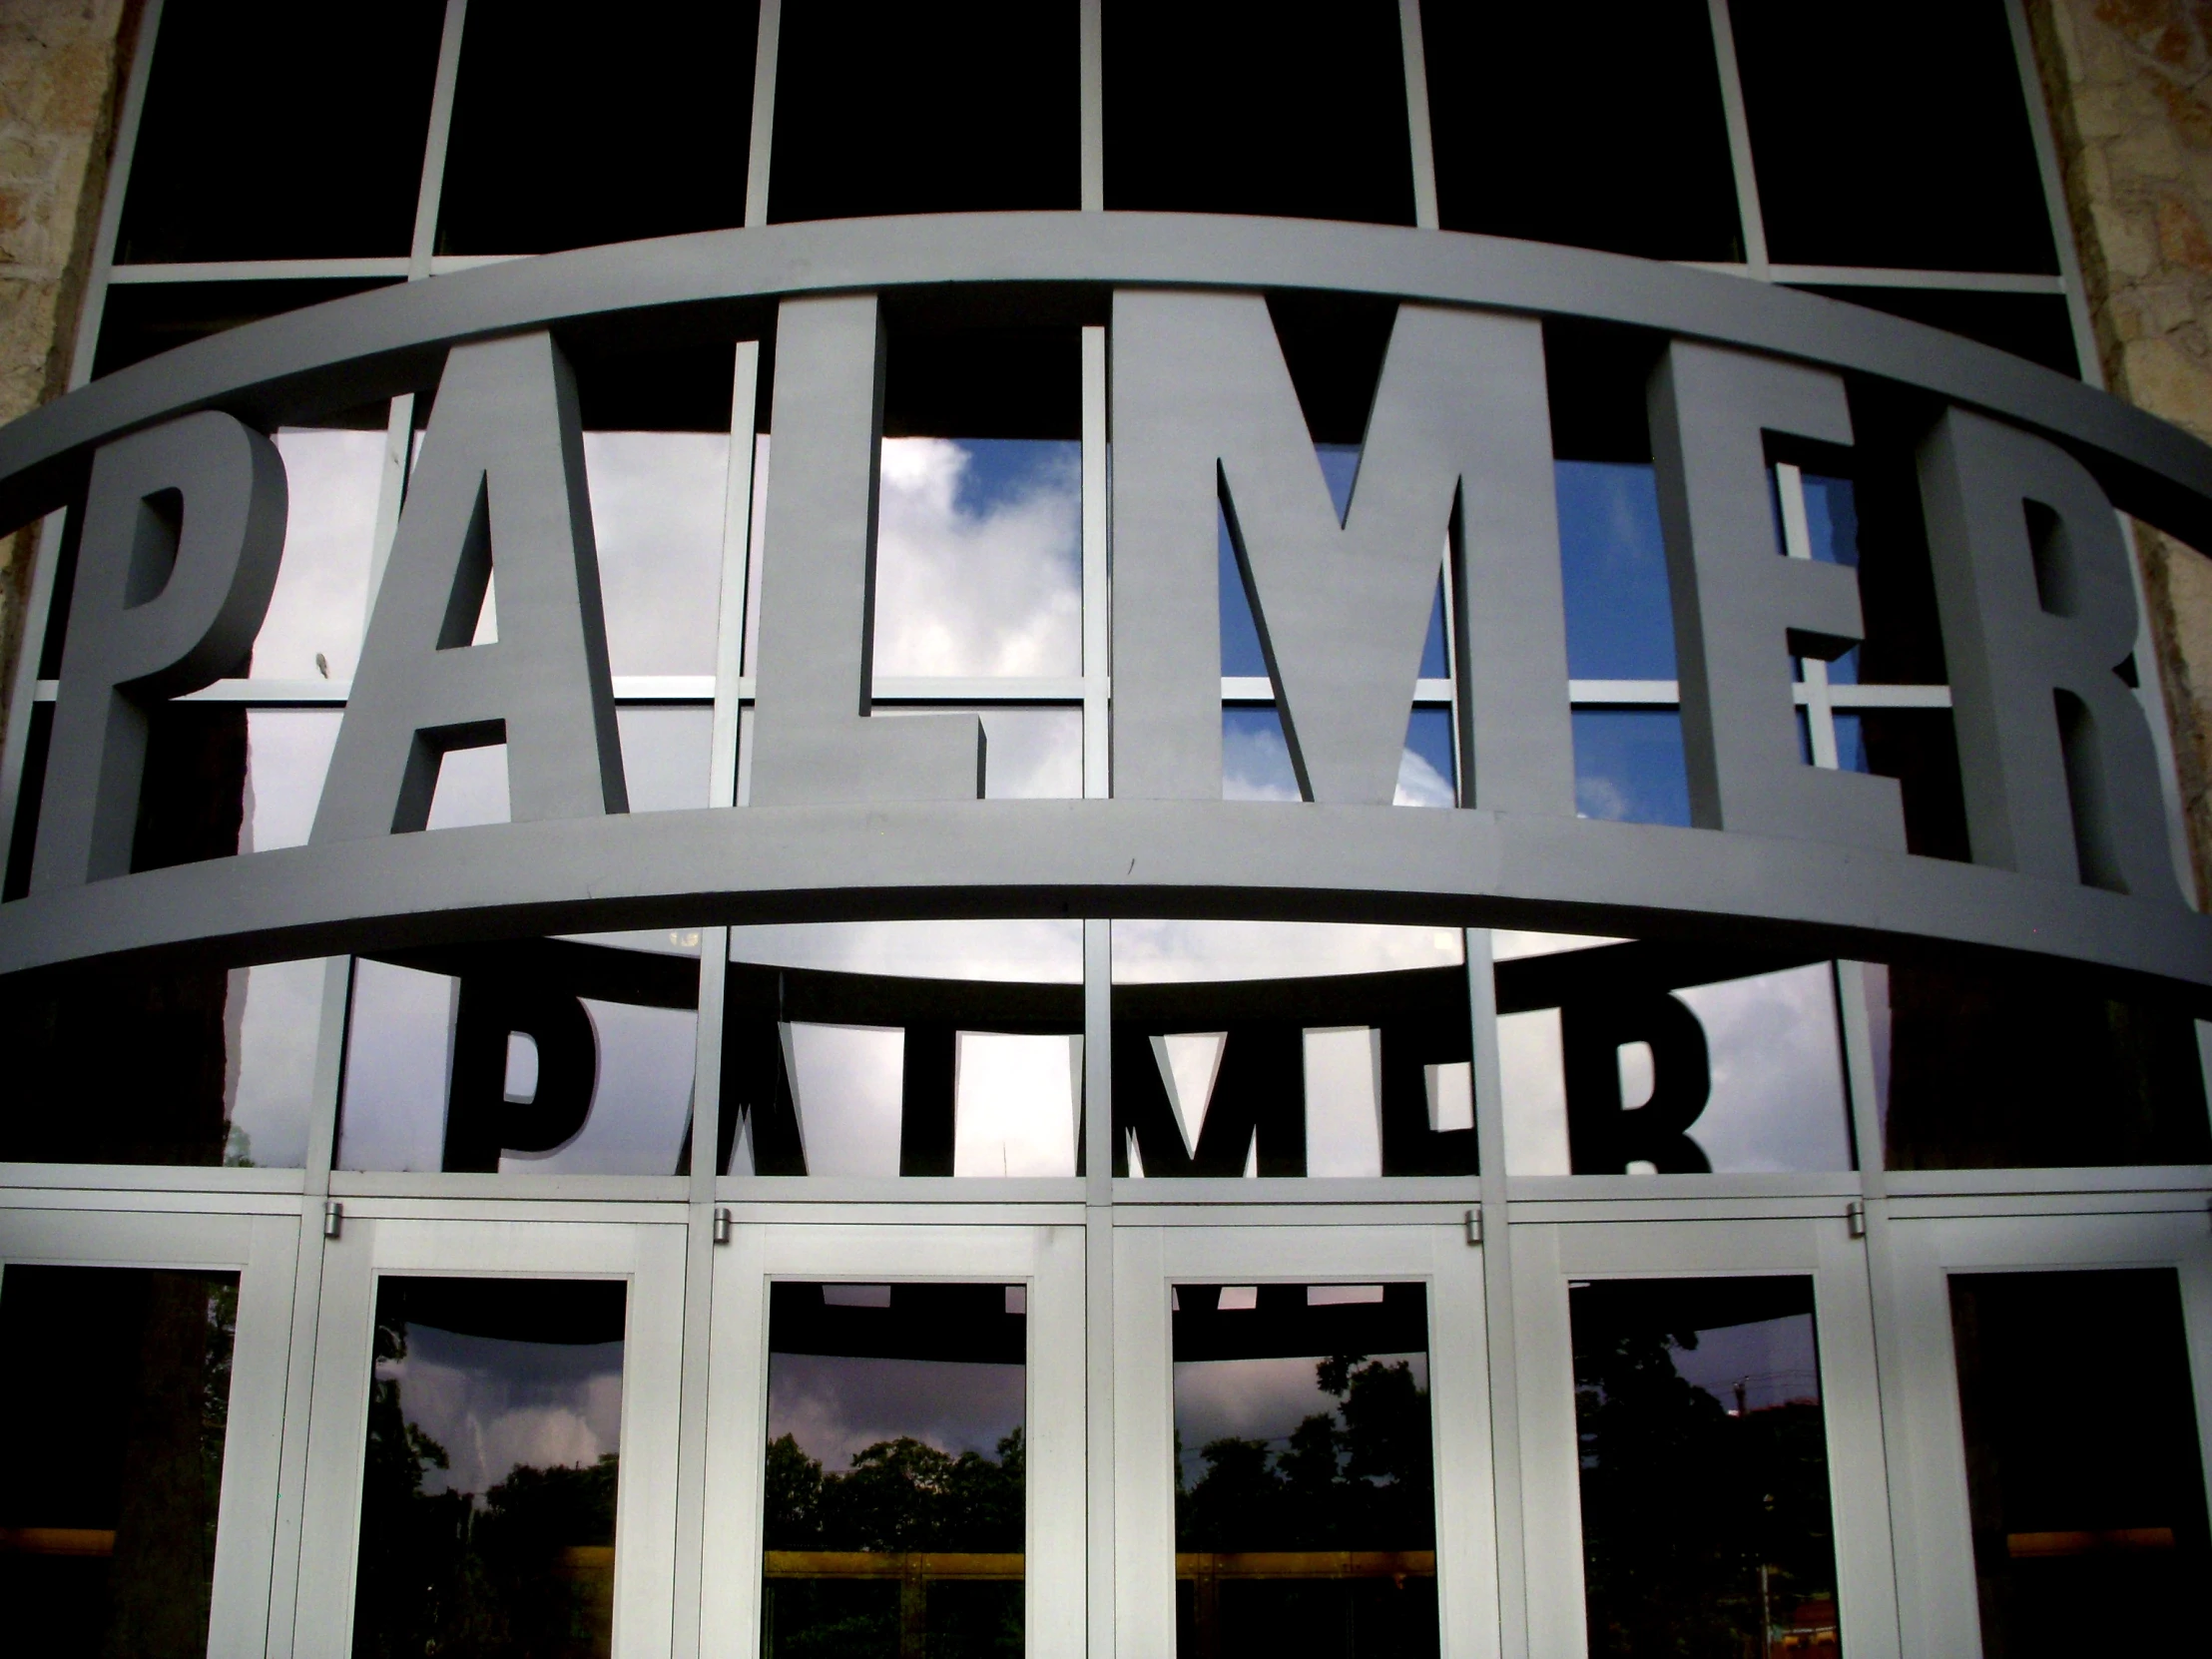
[2,803,2203,990]
[3,213,2211,545]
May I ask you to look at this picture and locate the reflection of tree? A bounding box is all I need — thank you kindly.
[352,1311,620,1659]
[1574,1323,1836,1657]
[762,1430,1025,1659]
[764,1428,1024,1551]
[1176,1357,1434,1551]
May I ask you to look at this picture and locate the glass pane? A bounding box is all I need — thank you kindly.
[873,437,1081,679]
[1868,956,2212,1169]
[338,936,702,1175]
[93,280,398,381]
[1949,1269,2211,1653]
[116,0,444,263]
[1496,932,1854,1175]
[616,707,714,814]
[1112,922,1471,1178]
[724,922,1084,1178]
[255,428,385,682]
[877,707,1082,800]
[763,1283,1026,1659]
[1796,287,2080,379]
[0,957,319,1167]
[1105,0,1415,226]
[354,1277,626,1659]
[1398,708,1456,808]
[0,1265,240,1659]
[1571,1277,1840,1655]
[587,431,732,678]
[1556,461,1674,681]
[1224,706,1299,802]
[135,705,340,866]
[1173,1282,1436,1659]
[1572,710,1692,827]
[1423,0,1742,261]
[435,0,756,254]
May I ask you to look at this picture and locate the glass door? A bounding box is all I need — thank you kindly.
[0,1202,298,1659]
[701,1220,1087,1659]
[1111,1220,1494,1659]
[1881,1205,2212,1656]
[1512,1215,1899,1659]
[293,1214,688,1659]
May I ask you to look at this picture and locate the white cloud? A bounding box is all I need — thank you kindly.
[768,1353,1024,1469]
[1111,919,1464,984]
[259,429,382,681]
[1393,744,1453,808]
[585,431,730,677]
[387,1334,625,1503]
[728,920,1083,983]
[872,438,1081,678]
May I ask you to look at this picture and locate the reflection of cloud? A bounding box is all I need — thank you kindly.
[877,706,1080,799]
[228,958,325,1167]
[1393,744,1453,808]
[385,1326,624,1502]
[954,1032,1079,1177]
[769,1353,1024,1469]
[728,920,1083,982]
[1575,772,1633,822]
[873,438,1081,678]
[585,431,730,678]
[1498,1008,1570,1175]
[1112,920,1463,984]
[260,429,382,681]
[244,709,340,851]
[1676,964,1851,1173]
[615,706,712,812]
[425,743,510,829]
[1489,929,1624,962]
[788,1023,905,1177]
[1224,709,1300,802]
[504,999,696,1177]
[1173,1353,1427,1486]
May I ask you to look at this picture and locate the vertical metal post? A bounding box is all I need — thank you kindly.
[745,0,784,228]
[1464,927,1528,1659]
[1396,0,1440,231]
[1084,915,1115,1659]
[1079,0,1106,213]
[1082,324,1110,799]
[407,0,470,279]
[1703,0,1771,276]
[1775,461,1841,770]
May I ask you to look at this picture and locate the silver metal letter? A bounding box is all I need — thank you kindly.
[32,410,286,890]
[1918,406,2180,898]
[1111,290,1573,810]
[1648,341,1906,850]
[312,331,627,841]
[747,292,983,805]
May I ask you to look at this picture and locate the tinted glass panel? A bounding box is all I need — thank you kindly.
[437,0,758,254]
[1496,933,1854,1174]
[117,0,444,263]
[0,1266,240,1659]
[724,921,1084,1178]
[1105,0,1415,225]
[1173,1282,1436,1659]
[1869,957,2212,1168]
[763,1283,1026,1659]
[587,431,731,678]
[1798,287,2080,378]
[1571,1277,1840,1654]
[91,281,399,379]
[338,935,703,1175]
[1424,0,1741,261]
[0,956,320,1167]
[1948,1269,2211,1655]
[1112,921,1472,1178]
[1571,710,1693,828]
[1732,0,2058,273]
[769,0,1077,221]
[354,1277,627,1659]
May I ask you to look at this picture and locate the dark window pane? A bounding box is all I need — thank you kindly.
[1112,921,1474,1178]
[723,921,1084,1177]
[763,1283,1026,1659]
[769,0,1077,222]
[1571,1277,1840,1656]
[1105,0,1415,226]
[93,280,401,380]
[1846,708,1971,861]
[1572,710,1692,827]
[354,1278,627,1659]
[1423,0,1742,261]
[0,955,318,1167]
[1172,1282,1437,1659]
[339,936,703,1176]
[1797,286,2080,378]
[117,0,444,263]
[1872,956,2212,1168]
[1732,0,2058,274]
[437,1,759,254]
[0,1266,240,1659]
[1949,1269,2212,1656]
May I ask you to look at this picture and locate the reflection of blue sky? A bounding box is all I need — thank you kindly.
[873,437,1080,678]
[1572,709,1692,825]
[1557,461,1675,680]
[1223,705,1454,807]
[1174,1352,1428,1490]
[769,1351,1024,1471]
[382,1324,625,1503]
[1804,472,1861,684]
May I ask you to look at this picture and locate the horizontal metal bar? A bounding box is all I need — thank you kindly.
[106,259,410,284]
[135,675,720,707]
[1824,683,1954,709]
[425,253,530,275]
[874,676,1087,702]
[1566,679,1678,705]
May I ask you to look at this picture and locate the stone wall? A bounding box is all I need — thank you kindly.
[2028,0,2212,897]
[0,0,136,761]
